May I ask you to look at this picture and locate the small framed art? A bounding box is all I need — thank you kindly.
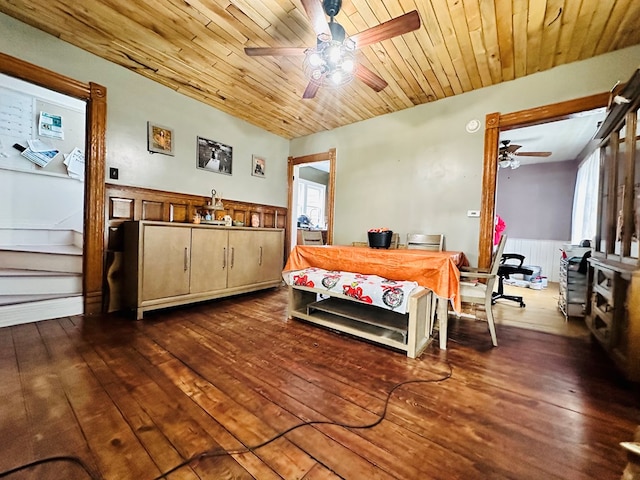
[197,136,233,175]
[147,122,174,156]
[252,155,266,178]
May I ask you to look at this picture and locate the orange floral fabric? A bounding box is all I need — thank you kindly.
[283,245,469,312]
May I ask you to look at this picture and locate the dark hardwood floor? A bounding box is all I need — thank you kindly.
[1,286,638,480]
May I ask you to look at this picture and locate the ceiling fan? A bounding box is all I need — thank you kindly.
[498,140,552,169]
[244,0,421,99]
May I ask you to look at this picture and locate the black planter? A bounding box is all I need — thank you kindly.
[368,231,393,249]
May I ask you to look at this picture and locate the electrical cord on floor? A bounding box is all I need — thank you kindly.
[0,455,100,479]
[0,360,453,480]
[151,360,453,480]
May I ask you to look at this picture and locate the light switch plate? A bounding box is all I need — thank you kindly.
[467,210,480,217]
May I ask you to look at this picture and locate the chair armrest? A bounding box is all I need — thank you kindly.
[460,266,490,273]
[460,271,495,280]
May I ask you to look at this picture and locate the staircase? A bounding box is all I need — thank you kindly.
[0,228,83,327]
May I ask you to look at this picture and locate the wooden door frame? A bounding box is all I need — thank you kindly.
[478,92,611,268]
[287,148,336,250]
[1,52,106,314]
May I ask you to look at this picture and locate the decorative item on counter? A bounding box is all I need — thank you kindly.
[211,188,224,210]
[193,212,202,224]
[251,213,260,227]
[367,227,393,249]
[223,215,232,227]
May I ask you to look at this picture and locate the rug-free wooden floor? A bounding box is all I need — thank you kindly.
[492,281,590,338]
[1,286,638,479]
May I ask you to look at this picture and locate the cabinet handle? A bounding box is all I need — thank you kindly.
[223,247,226,269]
[259,246,263,265]
[231,247,235,268]
[184,247,188,272]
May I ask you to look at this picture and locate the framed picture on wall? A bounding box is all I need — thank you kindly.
[197,136,233,175]
[147,122,174,156]
[252,155,266,178]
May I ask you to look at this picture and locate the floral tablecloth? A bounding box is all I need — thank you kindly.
[284,267,419,314]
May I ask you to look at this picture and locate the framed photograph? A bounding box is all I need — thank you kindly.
[252,155,266,178]
[147,122,174,156]
[197,136,233,175]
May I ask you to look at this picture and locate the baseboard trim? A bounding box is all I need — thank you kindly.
[0,296,84,328]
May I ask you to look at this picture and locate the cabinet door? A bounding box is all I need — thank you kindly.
[256,230,284,282]
[190,228,228,293]
[227,230,262,288]
[142,225,191,301]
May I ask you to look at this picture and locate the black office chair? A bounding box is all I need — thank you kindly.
[491,253,533,308]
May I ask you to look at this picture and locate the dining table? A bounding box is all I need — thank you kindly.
[283,245,469,349]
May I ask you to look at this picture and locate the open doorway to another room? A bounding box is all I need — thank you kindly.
[481,93,611,337]
[287,149,336,251]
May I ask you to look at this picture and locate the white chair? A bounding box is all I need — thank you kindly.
[300,230,324,245]
[456,235,507,347]
[406,233,444,251]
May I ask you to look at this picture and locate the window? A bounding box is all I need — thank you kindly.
[297,179,326,228]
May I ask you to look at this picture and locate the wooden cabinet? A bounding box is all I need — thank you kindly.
[586,67,640,381]
[124,221,284,319]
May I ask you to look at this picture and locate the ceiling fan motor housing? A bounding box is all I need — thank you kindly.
[323,0,342,18]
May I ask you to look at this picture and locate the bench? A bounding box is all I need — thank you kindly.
[285,268,432,358]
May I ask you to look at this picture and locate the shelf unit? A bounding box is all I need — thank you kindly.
[585,67,640,381]
[558,255,589,319]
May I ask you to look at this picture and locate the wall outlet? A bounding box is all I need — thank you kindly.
[109,167,119,180]
[467,210,480,217]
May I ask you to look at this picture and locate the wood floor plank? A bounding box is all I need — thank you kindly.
[0,286,638,480]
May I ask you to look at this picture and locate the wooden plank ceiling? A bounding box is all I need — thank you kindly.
[2,0,639,140]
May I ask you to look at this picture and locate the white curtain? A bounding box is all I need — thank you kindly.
[571,149,600,244]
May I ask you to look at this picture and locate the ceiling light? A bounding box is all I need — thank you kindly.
[498,152,521,169]
[303,31,356,89]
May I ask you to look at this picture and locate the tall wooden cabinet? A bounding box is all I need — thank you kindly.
[124,221,284,319]
[586,68,640,382]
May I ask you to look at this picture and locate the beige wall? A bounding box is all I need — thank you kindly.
[290,45,640,263]
[0,13,290,207]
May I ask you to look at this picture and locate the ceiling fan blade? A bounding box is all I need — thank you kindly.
[302,81,320,99]
[499,144,522,153]
[355,64,388,92]
[301,0,331,37]
[244,47,307,56]
[350,10,420,49]
[514,151,552,157]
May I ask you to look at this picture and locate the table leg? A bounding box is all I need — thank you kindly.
[437,299,448,350]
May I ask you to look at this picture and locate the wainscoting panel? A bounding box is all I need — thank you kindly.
[503,238,567,282]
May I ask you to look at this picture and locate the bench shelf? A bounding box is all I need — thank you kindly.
[288,284,431,358]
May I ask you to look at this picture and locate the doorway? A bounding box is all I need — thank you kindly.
[0,52,106,315]
[479,92,611,335]
[287,149,336,251]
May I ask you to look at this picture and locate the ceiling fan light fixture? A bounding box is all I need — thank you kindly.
[303,35,356,88]
[498,159,512,169]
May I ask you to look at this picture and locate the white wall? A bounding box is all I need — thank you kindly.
[0,13,290,207]
[290,45,640,264]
